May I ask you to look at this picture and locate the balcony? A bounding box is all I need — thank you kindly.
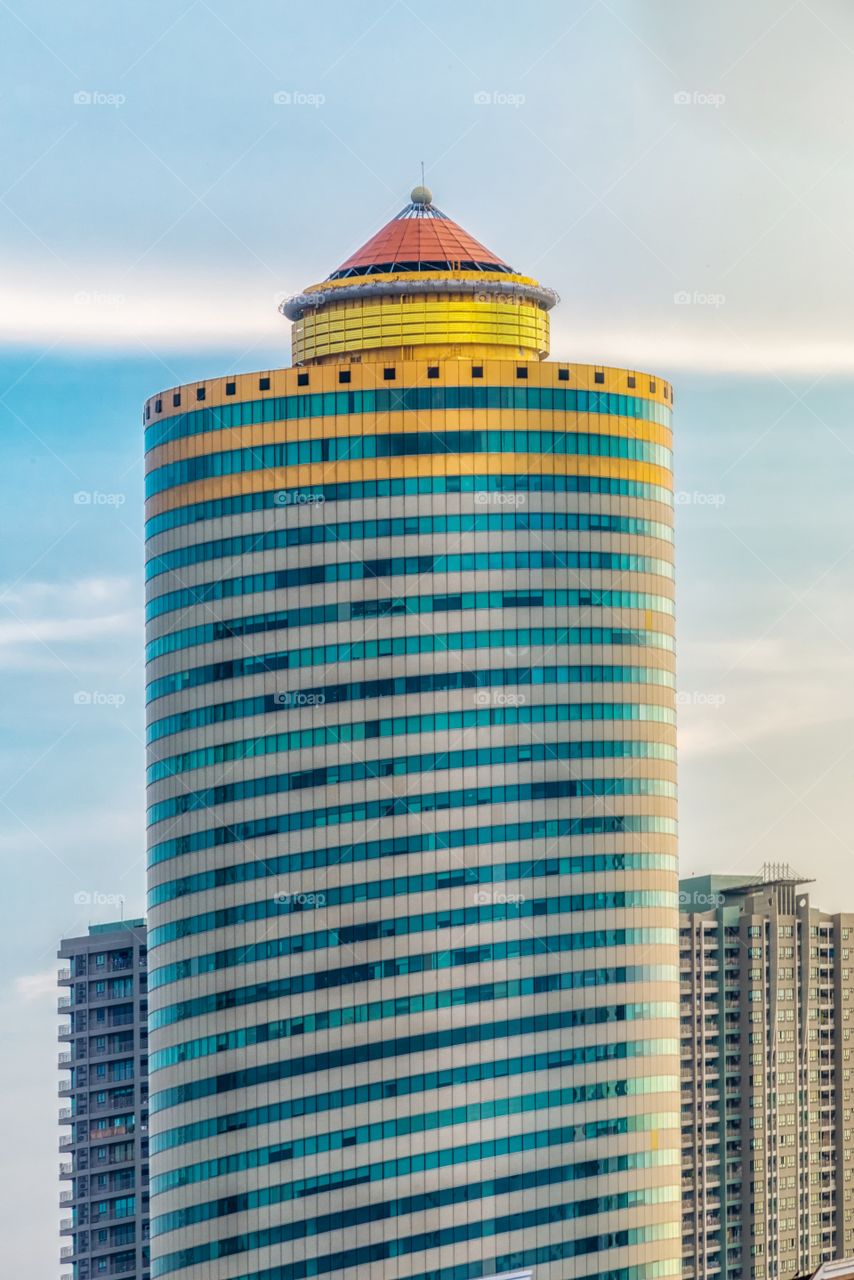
[58,1080,73,1097]
[58,1024,73,1041]
[58,1108,72,1122]
[59,1164,72,1179]
[59,1191,73,1205]
[59,1246,73,1260]
[58,996,71,1011]
[58,1136,74,1152]
[59,1218,73,1234]
[58,1053,71,1067]
[57,969,72,984]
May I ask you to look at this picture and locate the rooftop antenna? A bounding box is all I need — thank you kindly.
[420,160,425,188]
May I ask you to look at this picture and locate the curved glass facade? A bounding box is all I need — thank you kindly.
[145,200,679,1280]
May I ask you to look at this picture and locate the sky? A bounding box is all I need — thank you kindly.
[3,0,854,1274]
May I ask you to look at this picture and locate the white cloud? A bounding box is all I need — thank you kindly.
[0,577,140,669]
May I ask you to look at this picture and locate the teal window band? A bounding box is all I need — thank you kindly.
[151,1030,678,1156]
[151,1175,677,1274]
[149,1206,677,1280]
[148,973,677,1071]
[149,943,676,1032]
[148,834,675,912]
[145,473,673,539]
[148,893,677,988]
[147,703,677,783]
[147,739,675,826]
[150,1141,674,1233]
[147,663,675,747]
[144,384,672,451]
[145,429,672,498]
[148,1004,680,1115]
[145,627,674,704]
[146,589,675,663]
[146,549,674,621]
[145,509,673,580]
[148,779,677,865]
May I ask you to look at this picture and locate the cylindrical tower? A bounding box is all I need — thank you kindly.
[144,188,680,1280]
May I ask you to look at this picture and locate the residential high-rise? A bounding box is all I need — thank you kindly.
[143,187,680,1280]
[58,918,149,1280]
[680,868,854,1280]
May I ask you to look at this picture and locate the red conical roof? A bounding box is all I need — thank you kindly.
[328,194,514,279]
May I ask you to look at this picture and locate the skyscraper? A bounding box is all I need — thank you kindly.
[680,868,854,1280]
[144,187,680,1280]
[58,919,149,1280]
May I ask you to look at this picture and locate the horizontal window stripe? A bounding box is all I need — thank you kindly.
[145,473,673,539]
[149,1001,680,1114]
[149,942,676,1032]
[151,1208,677,1280]
[149,811,676,877]
[147,666,676,745]
[145,510,673,581]
[153,1174,677,1274]
[146,588,675,663]
[148,779,677,865]
[147,738,676,824]
[149,892,677,989]
[148,703,677,784]
[152,1028,678,1159]
[144,385,672,452]
[146,430,672,498]
[146,626,674,704]
[149,835,675,912]
[149,853,676,953]
[151,987,677,1072]
[151,1140,675,1234]
[146,550,674,621]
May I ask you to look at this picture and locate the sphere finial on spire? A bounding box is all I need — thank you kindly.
[410,184,432,206]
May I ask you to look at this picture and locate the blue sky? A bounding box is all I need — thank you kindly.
[3,0,854,1274]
